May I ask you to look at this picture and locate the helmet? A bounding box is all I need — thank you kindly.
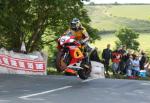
[70,18,81,31]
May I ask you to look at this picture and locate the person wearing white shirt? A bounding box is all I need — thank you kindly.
[132,56,140,76]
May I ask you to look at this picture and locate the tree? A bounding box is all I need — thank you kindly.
[0,0,31,50]
[89,2,95,5]
[0,0,100,52]
[115,27,140,50]
[114,1,119,5]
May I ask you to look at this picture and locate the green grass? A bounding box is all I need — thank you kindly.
[47,67,64,75]
[91,33,150,52]
[138,33,150,51]
[91,34,117,50]
[86,5,150,31]
[108,5,150,20]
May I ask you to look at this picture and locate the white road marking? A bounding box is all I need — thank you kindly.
[134,90,144,94]
[0,100,10,102]
[20,98,45,101]
[141,82,150,86]
[23,90,30,92]
[82,78,99,83]
[19,78,98,100]
[0,91,9,93]
[19,86,72,99]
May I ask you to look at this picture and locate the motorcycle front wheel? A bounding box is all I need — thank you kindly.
[56,51,68,72]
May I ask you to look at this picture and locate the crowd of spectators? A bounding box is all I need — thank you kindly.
[102,44,149,78]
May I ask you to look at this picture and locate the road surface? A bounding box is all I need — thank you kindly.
[0,74,150,103]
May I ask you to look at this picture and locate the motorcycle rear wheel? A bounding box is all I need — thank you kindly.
[78,59,91,80]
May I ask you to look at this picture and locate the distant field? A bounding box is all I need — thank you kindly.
[86,5,150,52]
[108,5,150,20]
[86,5,150,31]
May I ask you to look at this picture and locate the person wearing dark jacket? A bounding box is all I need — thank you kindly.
[140,52,147,70]
[118,45,127,74]
[102,44,112,74]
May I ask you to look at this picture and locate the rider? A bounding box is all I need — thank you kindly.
[64,18,92,75]
[64,18,92,53]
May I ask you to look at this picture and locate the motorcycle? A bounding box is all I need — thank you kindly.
[56,32,91,80]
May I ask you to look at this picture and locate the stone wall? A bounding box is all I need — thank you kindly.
[0,48,48,75]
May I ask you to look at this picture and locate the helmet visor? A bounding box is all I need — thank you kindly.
[71,22,77,29]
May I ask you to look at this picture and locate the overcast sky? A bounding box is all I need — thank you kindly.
[87,0,150,4]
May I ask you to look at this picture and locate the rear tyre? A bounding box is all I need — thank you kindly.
[78,58,91,80]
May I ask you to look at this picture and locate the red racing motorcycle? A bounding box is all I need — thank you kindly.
[56,32,91,80]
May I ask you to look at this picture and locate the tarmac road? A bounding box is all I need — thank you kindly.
[0,74,150,103]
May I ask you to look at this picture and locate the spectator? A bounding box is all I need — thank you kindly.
[126,55,133,77]
[140,51,147,70]
[125,50,132,61]
[119,45,127,54]
[102,44,112,75]
[111,47,122,75]
[132,51,137,60]
[118,45,127,74]
[132,55,140,77]
[145,61,150,76]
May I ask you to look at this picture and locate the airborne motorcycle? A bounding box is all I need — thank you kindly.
[56,32,92,80]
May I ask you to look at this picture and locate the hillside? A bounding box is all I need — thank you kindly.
[86,5,150,33]
[86,5,150,51]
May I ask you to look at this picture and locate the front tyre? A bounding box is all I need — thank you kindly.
[56,51,67,72]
